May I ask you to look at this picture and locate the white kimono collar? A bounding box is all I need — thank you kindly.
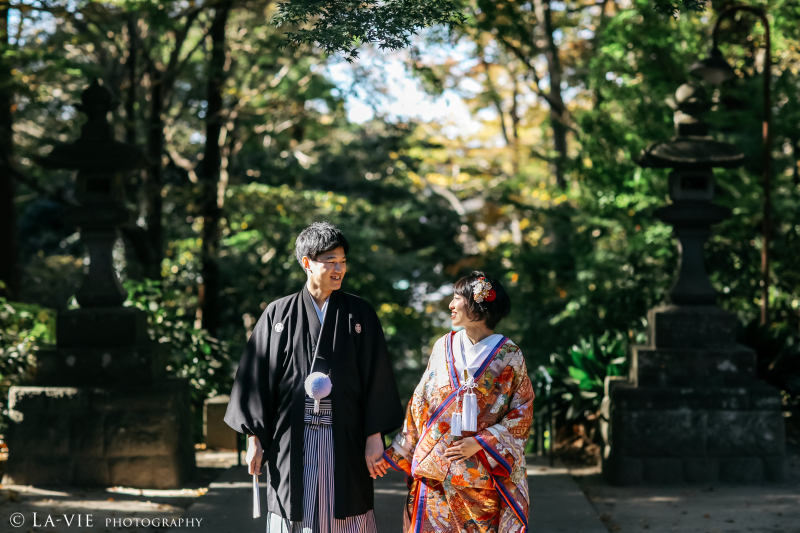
[453,330,504,379]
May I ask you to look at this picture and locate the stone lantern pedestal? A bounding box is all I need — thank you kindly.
[600,84,786,484]
[2,80,195,488]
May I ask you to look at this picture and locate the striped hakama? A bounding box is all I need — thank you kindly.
[267,398,377,533]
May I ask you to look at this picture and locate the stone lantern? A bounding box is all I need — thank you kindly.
[600,82,786,484]
[2,80,196,488]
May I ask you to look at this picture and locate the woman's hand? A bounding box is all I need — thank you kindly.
[365,432,388,479]
[246,435,263,475]
[444,437,482,463]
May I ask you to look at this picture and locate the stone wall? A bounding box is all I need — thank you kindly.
[3,379,195,488]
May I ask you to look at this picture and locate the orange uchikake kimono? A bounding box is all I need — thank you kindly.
[384,332,534,533]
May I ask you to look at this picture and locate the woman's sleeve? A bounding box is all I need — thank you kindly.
[383,351,435,478]
[474,349,535,477]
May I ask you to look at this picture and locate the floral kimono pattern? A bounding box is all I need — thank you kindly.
[384,332,534,533]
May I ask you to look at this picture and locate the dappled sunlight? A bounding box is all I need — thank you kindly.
[1,1,799,532]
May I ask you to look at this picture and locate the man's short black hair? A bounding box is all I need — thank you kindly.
[294,222,350,268]
[453,271,511,330]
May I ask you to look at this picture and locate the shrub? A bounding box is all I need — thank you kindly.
[541,330,636,464]
[549,330,630,423]
[0,281,56,433]
[123,279,234,442]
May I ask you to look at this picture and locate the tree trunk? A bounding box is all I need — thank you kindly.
[121,13,147,281]
[538,0,568,190]
[199,0,232,335]
[125,14,138,146]
[144,65,164,280]
[509,70,521,175]
[136,10,201,280]
[533,0,574,286]
[0,4,19,298]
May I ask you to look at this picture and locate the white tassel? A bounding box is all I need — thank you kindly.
[462,392,478,432]
[451,411,462,437]
[314,399,321,413]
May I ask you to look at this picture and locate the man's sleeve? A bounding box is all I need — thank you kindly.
[361,304,405,437]
[224,305,274,452]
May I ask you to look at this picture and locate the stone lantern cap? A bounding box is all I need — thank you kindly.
[637,83,744,170]
[37,79,143,173]
[638,139,744,169]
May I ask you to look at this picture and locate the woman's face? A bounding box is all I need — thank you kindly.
[449,292,473,328]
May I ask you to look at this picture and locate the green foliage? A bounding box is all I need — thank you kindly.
[547,331,633,423]
[161,169,463,401]
[123,279,234,443]
[0,282,56,433]
[273,0,466,60]
[122,279,233,404]
[652,0,707,18]
[0,282,55,385]
[8,0,800,449]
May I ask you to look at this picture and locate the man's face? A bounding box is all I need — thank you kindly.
[303,246,347,292]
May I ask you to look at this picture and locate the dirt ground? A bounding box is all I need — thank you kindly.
[2,447,799,533]
[0,450,238,533]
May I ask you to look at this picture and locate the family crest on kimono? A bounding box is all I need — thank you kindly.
[383,272,534,533]
[224,222,405,533]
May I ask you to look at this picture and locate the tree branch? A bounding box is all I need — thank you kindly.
[480,55,511,146]
[164,146,199,184]
[10,166,77,206]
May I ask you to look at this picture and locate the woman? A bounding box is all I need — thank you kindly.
[383,272,534,533]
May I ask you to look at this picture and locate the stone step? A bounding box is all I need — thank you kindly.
[603,455,788,485]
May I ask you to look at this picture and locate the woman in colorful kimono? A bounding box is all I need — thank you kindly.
[382,271,534,533]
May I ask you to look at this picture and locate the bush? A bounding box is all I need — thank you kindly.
[0,278,233,443]
[548,330,630,422]
[0,281,56,434]
[123,280,233,398]
[123,279,234,443]
[541,330,637,464]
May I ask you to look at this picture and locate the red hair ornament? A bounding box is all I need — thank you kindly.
[485,289,497,302]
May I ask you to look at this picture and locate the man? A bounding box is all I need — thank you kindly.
[224,221,405,532]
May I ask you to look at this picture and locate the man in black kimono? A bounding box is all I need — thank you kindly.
[224,221,405,532]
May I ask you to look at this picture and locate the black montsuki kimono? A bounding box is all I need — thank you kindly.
[223,286,405,521]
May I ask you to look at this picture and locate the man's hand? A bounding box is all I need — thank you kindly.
[246,435,263,475]
[365,433,388,479]
[443,437,482,464]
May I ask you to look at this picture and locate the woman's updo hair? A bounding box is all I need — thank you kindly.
[453,271,511,330]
